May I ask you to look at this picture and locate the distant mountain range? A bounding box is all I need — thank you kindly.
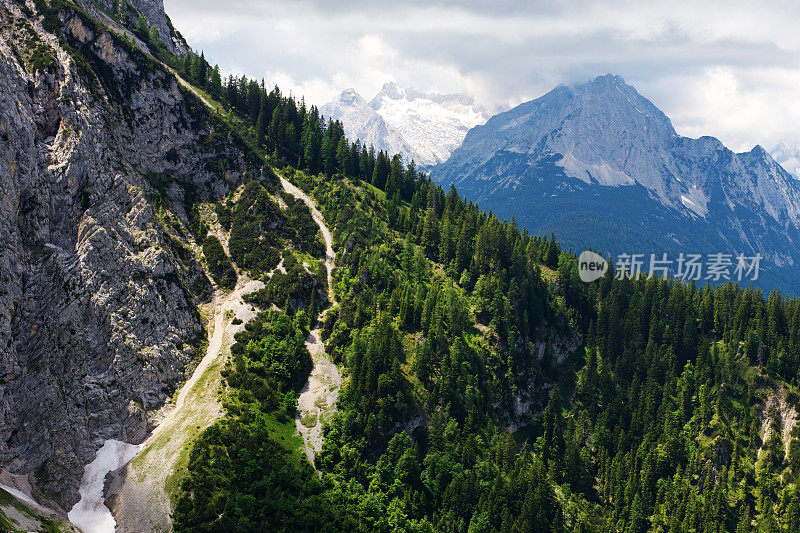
[321,83,487,167]
[770,139,800,179]
[429,74,800,294]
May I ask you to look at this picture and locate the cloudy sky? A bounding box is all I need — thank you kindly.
[165,0,800,162]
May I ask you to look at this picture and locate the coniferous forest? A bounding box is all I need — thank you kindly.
[161,50,800,533]
[6,3,800,533]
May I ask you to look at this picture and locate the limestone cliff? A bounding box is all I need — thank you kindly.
[76,0,188,56]
[0,0,263,509]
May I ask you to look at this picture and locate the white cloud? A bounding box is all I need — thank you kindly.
[164,0,800,160]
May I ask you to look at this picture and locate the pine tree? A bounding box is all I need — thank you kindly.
[209,65,222,99]
[255,99,268,145]
[198,51,207,85]
[422,207,440,257]
[372,151,390,190]
[386,154,403,198]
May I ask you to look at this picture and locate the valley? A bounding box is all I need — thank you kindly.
[2,1,800,532]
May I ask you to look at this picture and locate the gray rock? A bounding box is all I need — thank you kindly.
[76,0,188,56]
[0,1,259,508]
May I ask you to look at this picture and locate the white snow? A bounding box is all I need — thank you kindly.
[681,195,699,209]
[0,482,37,506]
[322,83,488,166]
[679,191,709,217]
[68,440,141,533]
[371,83,488,165]
[320,91,419,162]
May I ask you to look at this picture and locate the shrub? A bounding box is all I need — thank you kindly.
[202,236,236,290]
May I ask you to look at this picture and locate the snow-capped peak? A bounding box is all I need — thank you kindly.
[337,88,367,106]
[769,139,800,179]
[322,84,488,166]
[320,89,421,162]
[374,82,406,101]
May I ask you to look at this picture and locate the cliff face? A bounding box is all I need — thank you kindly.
[76,0,188,55]
[0,0,259,508]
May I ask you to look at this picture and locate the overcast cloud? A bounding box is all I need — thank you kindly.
[164,0,800,155]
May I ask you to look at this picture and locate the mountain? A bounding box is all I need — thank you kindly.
[320,88,423,163]
[430,74,800,294]
[0,0,260,517]
[8,2,800,533]
[770,139,800,179]
[322,82,488,166]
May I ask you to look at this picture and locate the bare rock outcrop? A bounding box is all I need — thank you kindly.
[0,0,261,509]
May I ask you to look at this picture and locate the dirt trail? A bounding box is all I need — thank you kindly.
[279,176,335,300]
[107,175,339,527]
[757,387,798,464]
[278,175,342,465]
[295,324,342,464]
[147,277,261,448]
[99,57,339,527]
[107,272,263,533]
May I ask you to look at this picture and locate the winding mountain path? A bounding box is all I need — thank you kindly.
[74,57,340,529]
[278,176,336,300]
[105,176,340,529]
[107,273,264,533]
[278,175,342,465]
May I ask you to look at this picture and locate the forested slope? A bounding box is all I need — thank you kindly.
[160,54,800,532]
[12,4,798,528]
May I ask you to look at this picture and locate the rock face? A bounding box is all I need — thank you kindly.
[322,83,488,167]
[321,89,422,163]
[431,74,800,294]
[0,0,260,508]
[77,0,188,55]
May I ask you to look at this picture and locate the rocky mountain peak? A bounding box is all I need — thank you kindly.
[374,81,406,100]
[593,72,626,85]
[323,84,487,166]
[748,144,770,159]
[336,88,367,106]
[567,74,677,142]
[431,74,800,293]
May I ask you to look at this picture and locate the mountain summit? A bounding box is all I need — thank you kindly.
[430,74,800,293]
[320,88,420,162]
[322,83,488,166]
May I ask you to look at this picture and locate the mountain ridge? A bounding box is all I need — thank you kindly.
[430,74,800,294]
[322,82,487,166]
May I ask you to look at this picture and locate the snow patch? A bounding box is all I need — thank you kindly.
[0,483,37,507]
[680,192,709,217]
[558,153,635,186]
[68,440,141,533]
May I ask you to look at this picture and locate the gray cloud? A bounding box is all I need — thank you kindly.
[164,0,800,153]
